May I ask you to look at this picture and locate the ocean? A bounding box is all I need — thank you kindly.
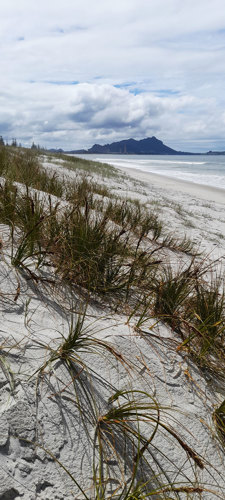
[77,154,225,191]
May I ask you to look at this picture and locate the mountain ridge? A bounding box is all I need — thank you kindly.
[48,136,225,155]
[65,136,191,155]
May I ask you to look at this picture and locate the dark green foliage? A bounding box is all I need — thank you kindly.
[49,205,131,295]
[189,281,225,356]
[0,181,18,225]
[153,266,194,332]
[0,145,8,175]
[10,193,45,268]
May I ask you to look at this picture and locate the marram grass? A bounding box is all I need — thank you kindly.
[0,144,224,498]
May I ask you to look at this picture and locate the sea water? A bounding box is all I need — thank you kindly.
[78,154,225,191]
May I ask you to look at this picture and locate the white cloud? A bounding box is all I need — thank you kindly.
[1,1,225,150]
[1,82,224,151]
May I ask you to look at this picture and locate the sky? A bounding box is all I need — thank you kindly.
[1,0,225,152]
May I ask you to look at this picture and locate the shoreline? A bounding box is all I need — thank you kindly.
[117,165,225,204]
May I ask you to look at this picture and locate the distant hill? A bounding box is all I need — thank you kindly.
[67,136,189,155]
[207,150,225,155]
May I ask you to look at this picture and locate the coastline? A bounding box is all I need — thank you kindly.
[117,164,225,204]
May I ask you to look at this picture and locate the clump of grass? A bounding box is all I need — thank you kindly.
[33,308,129,430]
[0,181,18,225]
[153,264,195,334]
[175,280,225,376]
[160,233,197,255]
[145,263,225,378]
[11,218,45,273]
[103,198,163,241]
[65,174,110,208]
[55,310,127,367]
[0,146,63,197]
[214,399,225,445]
[0,182,58,276]
[0,145,10,175]
[44,200,159,301]
[50,152,121,179]
[191,281,225,356]
[0,167,158,303]
[49,205,131,296]
[94,389,204,499]
[184,219,195,229]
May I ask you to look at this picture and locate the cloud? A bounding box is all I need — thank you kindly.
[1,1,225,150]
[0,81,224,152]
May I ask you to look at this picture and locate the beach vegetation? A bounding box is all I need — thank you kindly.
[32,308,130,429]
[160,233,197,255]
[0,145,224,498]
[177,279,225,374]
[51,151,123,179]
[94,389,205,499]
[214,399,225,445]
[153,264,195,332]
[0,146,63,196]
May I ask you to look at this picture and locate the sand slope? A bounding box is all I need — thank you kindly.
[0,158,224,499]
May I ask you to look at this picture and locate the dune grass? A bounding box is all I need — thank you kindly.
[0,144,224,497]
[153,264,194,333]
[66,174,111,207]
[48,151,122,179]
[0,146,63,196]
[93,388,206,499]
[32,308,129,433]
[214,399,225,445]
[190,281,225,356]
[1,145,224,373]
[28,308,208,498]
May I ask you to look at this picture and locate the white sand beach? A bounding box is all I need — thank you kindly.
[0,154,224,499]
[117,165,225,205]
